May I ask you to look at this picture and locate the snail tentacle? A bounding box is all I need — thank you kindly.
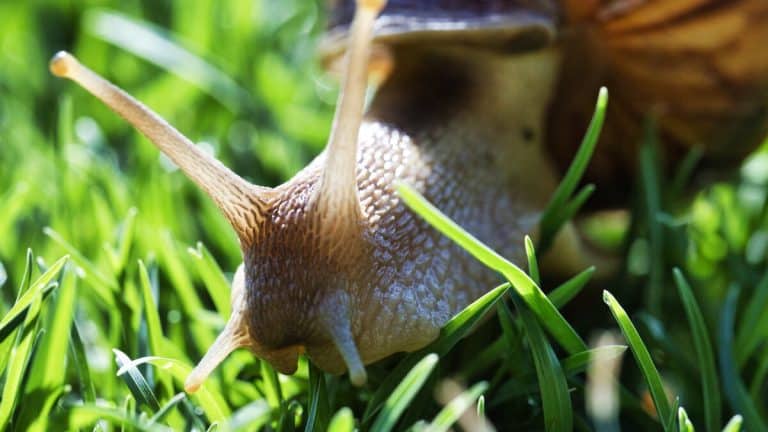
[49,51,270,244]
[185,265,250,393]
[314,0,385,223]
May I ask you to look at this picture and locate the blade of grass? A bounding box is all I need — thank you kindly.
[328,407,355,432]
[525,236,540,285]
[666,398,681,432]
[147,393,187,425]
[363,283,509,422]
[0,250,35,375]
[722,415,743,432]
[426,381,488,432]
[0,256,66,428]
[187,242,232,316]
[718,287,766,431]
[542,184,596,247]
[548,267,595,309]
[223,400,271,431]
[113,348,161,411]
[68,404,172,432]
[69,321,96,404]
[83,9,251,112]
[477,395,485,418]
[538,87,607,251]
[18,266,78,431]
[750,344,768,399]
[0,255,69,342]
[138,260,169,358]
[0,324,44,428]
[304,362,330,432]
[678,407,694,432]
[511,294,572,432]
[673,268,721,431]
[398,183,586,355]
[370,353,439,432]
[137,260,177,400]
[111,207,138,274]
[115,355,231,421]
[17,249,34,299]
[561,345,627,376]
[603,290,671,428]
[735,269,768,366]
[639,136,664,316]
[44,228,117,297]
[260,360,284,409]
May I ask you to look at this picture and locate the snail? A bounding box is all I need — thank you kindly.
[49,0,768,390]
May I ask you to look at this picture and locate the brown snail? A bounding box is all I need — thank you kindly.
[49,0,768,391]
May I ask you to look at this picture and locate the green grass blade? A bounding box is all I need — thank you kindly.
[666,398,681,432]
[427,381,488,432]
[543,184,596,246]
[113,207,138,274]
[304,362,330,432]
[512,295,572,432]
[538,87,608,251]
[0,255,69,342]
[397,183,586,355]
[260,360,284,409]
[717,287,767,431]
[0,251,35,375]
[223,400,271,431]
[722,415,743,432]
[639,138,664,316]
[138,260,168,358]
[562,345,627,376]
[525,236,540,285]
[477,395,485,419]
[68,405,172,432]
[548,267,595,309]
[83,9,251,112]
[678,407,694,432]
[17,266,77,431]
[750,344,768,399]
[115,356,231,421]
[370,353,439,432]
[44,228,118,296]
[137,260,178,401]
[364,283,509,422]
[603,290,671,428]
[113,349,161,411]
[187,242,232,316]
[69,321,96,404]
[673,269,721,431]
[328,407,355,432]
[735,269,768,366]
[148,393,187,425]
[156,232,205,316]
[0,324,44,429]
[16,249,34,298]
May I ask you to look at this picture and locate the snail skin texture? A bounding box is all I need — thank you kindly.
[51,0,768,390]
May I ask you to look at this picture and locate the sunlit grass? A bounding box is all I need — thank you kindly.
[1,0,767,430]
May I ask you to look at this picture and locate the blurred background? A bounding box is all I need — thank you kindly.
[0,0,334,277]
[1,0,768,430]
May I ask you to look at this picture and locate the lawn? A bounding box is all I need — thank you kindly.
[1,1,767,431]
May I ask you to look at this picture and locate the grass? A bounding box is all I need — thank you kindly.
[1,0,768,430]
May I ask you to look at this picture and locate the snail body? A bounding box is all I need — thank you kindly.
[50,0,768,389]
[247,45,563,377]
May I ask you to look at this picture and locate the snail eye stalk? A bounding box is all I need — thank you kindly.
[314,0,386,224]
[49,51,271,244]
